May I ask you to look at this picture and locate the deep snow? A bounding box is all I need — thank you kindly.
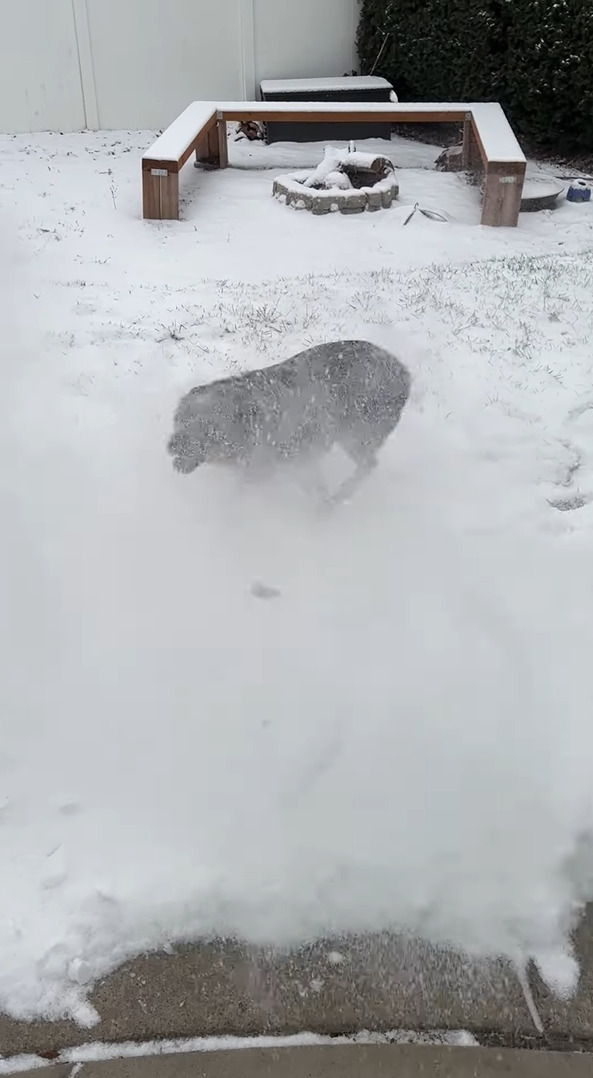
[1,128,593,1025]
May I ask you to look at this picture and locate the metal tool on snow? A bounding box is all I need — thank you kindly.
[403,202,449,225]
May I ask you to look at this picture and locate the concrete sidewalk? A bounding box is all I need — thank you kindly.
[0,934,536,1059]
[3,907,593,1062]
[16,1045,593,1078]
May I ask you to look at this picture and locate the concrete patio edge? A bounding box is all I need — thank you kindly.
[0,932,537,1059]
[10,1044,593,1078]
[4,912,593,1061]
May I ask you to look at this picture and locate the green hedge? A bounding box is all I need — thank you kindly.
[357,0,593,155]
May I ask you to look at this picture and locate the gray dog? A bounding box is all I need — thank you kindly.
[167,340,411,502]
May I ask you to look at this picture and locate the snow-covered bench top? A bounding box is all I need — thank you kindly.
[221,100,469,118]
[143,102,218,164]
[260,76,393,94]
[467,102,525,164]
[143,100,525,168]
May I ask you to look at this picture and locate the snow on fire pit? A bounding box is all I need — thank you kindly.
[273,146,399,215]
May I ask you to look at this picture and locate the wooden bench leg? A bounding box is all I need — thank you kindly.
[462,114,482,171]
[195,121,228,169]
[142,168,161,219]
[142,167,179,220]
[481,162,526,227]
[217,120,228,168]
[195,125,217,166]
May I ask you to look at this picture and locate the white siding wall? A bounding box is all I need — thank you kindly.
[85,0,244,130]
[253,0,359,88]
[0,0,360,134]
[0,0,85,134]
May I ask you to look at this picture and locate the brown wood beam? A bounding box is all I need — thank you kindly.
[481,161,526,227]
[142,167,179,221]
[462,114,482,171]
[219,106,469,125]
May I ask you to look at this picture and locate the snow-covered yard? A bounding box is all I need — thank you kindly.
[2,128,593,1026]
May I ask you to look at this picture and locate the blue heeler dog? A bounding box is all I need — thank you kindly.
[167,340,411,503]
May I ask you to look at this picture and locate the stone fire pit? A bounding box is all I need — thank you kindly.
[273,146,399,215]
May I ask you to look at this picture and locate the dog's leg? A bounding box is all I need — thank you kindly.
[325,434,381,507]
[291,454,332,505]
[325,457,377,507]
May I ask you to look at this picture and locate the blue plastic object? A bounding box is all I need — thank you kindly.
[567,180,591,203]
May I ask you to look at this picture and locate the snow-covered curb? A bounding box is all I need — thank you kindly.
[0,1030,479,1075]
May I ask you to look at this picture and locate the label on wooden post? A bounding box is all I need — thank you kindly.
[499,176,517,184]
[151,168,168,177]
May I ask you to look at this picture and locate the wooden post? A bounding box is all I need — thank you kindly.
[195,122,228,169]
[142,165,179,220]
[195,125,218,166]
[217,120,228,168]
[195,135,207,165]
[462,113,482,171]
[142,167,161,219]
[481,161,526,227]
[159,170,180,220]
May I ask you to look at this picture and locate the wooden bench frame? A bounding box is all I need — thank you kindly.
[142,101,526,228]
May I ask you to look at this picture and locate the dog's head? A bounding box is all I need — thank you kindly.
[167,428,208,473]
[167,384,243,473]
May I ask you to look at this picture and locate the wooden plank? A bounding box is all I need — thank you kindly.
[217,120,228,168]
[219,99,472,120]
[470,117,490,168]
[160,172,180,220]
[219,106,469,125]
[463,115,483,170]
[195,122,228,169]
[142,156,181,174]
[178,116,217,170]
[142,167,180,221]
[470,102,526,164]
[143,115,217,173]
[470,109,525,170]
[481,161,526,227]
[195,132,208,165]
[143,103,218,163]
[142,168,162,219]
[195,124,218,166]
[207,125,219,159]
